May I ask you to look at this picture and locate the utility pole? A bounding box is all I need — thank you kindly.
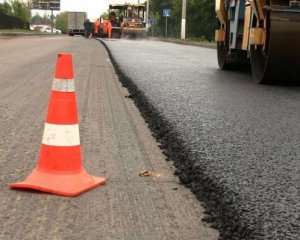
[51,9,54,33]
[181,0,186,40]
[165,15,168,38]
[146,0,150,31]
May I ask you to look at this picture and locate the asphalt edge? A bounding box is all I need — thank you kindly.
[97,38,257,240]
[149,37,217,49]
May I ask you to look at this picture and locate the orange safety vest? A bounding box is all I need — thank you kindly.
[107,21,112,38]
[103,20,109,34]
[94,19,100,34]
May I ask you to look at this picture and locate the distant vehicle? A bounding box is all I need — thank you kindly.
[41,26,62,34]
[67,12,87,36]
[30,24,49,32]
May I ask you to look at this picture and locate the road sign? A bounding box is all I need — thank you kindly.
[28,0,60,11]
[149,19,156,25]
[163,9,171,17]
[163,9,171,38]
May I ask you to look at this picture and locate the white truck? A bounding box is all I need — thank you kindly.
[67,12,87,36]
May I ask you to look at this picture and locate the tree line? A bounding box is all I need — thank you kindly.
[0,0,67,32]
[0,0,30,24]
[148,0,215,41]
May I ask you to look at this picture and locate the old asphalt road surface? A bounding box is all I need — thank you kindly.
[101,39,300,240]
[0,35,218,240]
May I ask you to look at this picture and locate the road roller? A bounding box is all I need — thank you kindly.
[215,0,300,83]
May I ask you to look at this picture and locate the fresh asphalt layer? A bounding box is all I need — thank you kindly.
[100,38,300,240]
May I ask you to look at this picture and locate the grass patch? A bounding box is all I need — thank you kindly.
[154,37,216,48]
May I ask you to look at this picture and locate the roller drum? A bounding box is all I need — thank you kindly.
[251,10,300,83]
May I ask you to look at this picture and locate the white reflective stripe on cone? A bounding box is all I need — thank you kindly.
[52,78,75,92]
[42,123,80,146]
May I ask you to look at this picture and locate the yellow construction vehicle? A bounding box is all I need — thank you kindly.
[108,3,147,38]
[215,0,300,83]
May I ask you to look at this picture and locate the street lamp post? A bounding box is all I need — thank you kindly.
[181,0,186,40]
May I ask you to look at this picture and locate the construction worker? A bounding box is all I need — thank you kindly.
[84,19,92,38]
[94,18,100,35]
[103,20,109,36]
[119,15,124,25]
[109,12,117,27]
[107,20,112,38]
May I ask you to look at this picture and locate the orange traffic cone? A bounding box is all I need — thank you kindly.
[10,53,106,197]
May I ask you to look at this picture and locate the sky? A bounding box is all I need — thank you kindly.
[59,0,140,19]
[0,0,140,20]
